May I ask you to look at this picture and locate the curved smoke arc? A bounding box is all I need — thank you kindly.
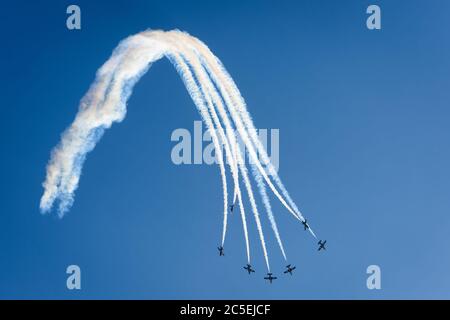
[40,29,319,271]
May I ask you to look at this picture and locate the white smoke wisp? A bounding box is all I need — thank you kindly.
[40,32,169,216]
[40,29,319,270]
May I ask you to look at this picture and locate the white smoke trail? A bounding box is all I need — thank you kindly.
[40,32,168,216]
[186,37,319,237]
[188,39,300,219]
[172,37,271,266]
[167,38,244,253]
[159,39,250,257]
[166,52,230,249]
[185,49,271,269]
[162,33,236,246]
[175,34,279,268]
[41,29,318,271]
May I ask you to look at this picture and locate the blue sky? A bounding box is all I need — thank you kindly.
[1,0,450,299]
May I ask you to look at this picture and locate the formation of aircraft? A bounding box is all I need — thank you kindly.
[264,273,277,284]
[216,217,327,282]
[243,264,255,274]
[318,240,327,251]
[283,264,296,275]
